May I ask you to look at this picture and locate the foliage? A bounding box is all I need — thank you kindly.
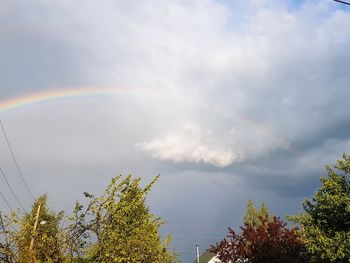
[16,195,65,263]
[243,199,273,227]
[0,175,178,263]
[211,201,308,263]
[67,175,176,263]
[290,153,350,262]
[0,211,20,262]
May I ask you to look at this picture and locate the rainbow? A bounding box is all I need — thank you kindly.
[0,86,279,145]
[0,87,155,113]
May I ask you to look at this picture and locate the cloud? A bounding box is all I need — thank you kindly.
[2,1,350,261]
[138,123,236,167]
[138,122,289,167]
[1,0,349,185]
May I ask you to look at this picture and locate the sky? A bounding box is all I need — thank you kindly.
[0,0,350,261]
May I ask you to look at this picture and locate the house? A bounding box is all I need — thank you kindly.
[193,251,222,263]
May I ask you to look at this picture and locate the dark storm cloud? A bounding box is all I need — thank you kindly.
[291,119,350,152]
[246,173,321,198]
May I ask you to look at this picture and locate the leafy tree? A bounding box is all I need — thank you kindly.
[0,197,65,263]
[243,199,259,226]
[211,203,308,263]
[243,199,273,227]
[290,154,350,262]
[68,175,176,263]
[258,202,270,220]
[0,211,20,262]
[0,175,179,263]
[16,195,64,263]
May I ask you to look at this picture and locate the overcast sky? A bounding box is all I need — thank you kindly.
[1,0,350,261]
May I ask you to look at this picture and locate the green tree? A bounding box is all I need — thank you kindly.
[243,199,273,227]
[0,211,20,262]
[16,195,64,263]
[69,175,176,263]
[291,154,350,262]
[258,202,270,220]
[243,199,258,226]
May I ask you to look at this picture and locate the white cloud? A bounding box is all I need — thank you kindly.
[1,0,350,176]
[2,0,350,169]
[138,123,237,167]
[137,122,289,167]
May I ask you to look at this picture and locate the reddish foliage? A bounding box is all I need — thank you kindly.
[210,217,308,263]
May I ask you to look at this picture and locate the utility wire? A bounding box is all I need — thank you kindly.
[162,224,228,231]
[333,0,350,5]
[165,233,224,239]
[0,186,13,212]
[0,120,35,200]
[0,167,27,212]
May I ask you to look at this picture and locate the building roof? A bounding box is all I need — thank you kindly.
[193,250,217,263]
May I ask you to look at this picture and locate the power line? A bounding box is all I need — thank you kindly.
[0,167,27,212]
[333,0,350,5]
[164,233,224,240]
[0,186,13,212]
[165,223,228,231]
[0,120,35,200]
[171,241,215,245]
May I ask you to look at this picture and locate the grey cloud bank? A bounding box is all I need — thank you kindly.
[0,0,350,261]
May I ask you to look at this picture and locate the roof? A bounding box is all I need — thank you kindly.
[193,251,217,263]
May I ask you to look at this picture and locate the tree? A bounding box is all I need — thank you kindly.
[258,202,270,221]
[243,199,273,227]
[0,175,178,262]
[243,199,258,226]
[68,175,176,263]
[0,211,19,262]
[0,196,65,263]
[16,195,64,263]
[290,154,350,262]
[211,203,308,263]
